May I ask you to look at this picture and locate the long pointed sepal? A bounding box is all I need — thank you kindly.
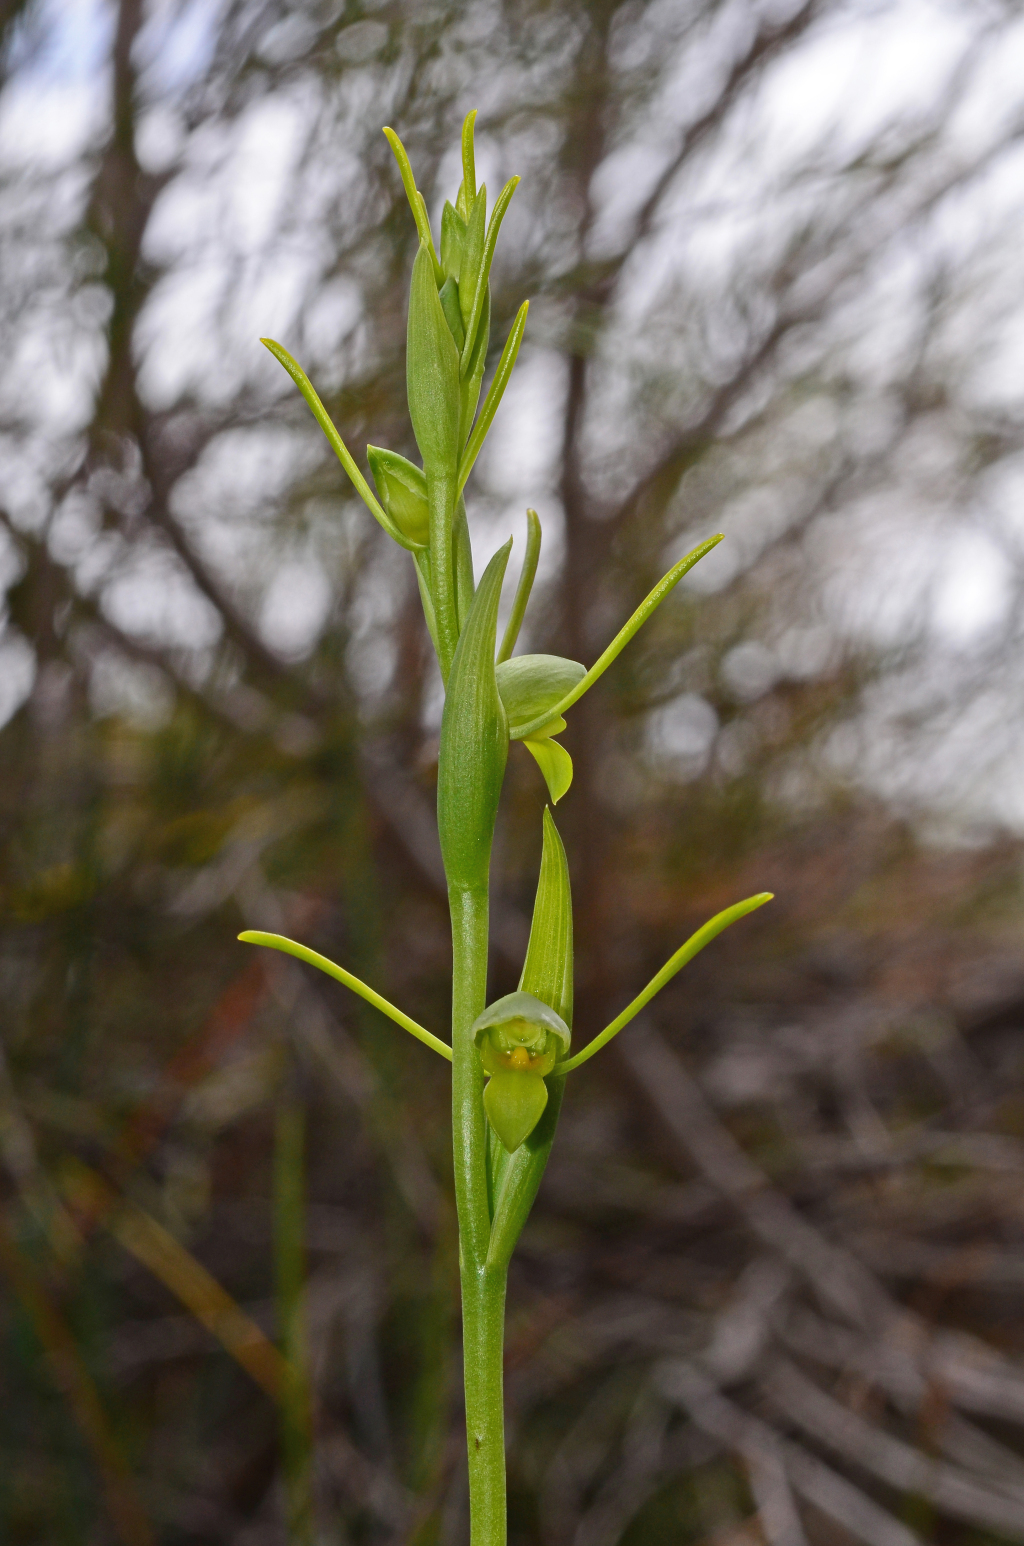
[238,931,452,1062]
[457,300,529,494]
[509,534,724,740]
[496,507,541,663]
[260,340,417,549]
[558,893,773,1073]
[382,127,443,282]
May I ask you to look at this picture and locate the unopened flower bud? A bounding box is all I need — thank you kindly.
[366,447,430,548]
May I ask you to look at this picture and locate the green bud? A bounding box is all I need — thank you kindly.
[407,243,461,478]
[438,276,466,352]
[459,285,489,452]
[441,199,467,280]
[459,188,488,334]
[460,177,519,381]
[366,446,429,548]
[437,541,511,892]
[472,990,571,1154]
[495,654,586,735]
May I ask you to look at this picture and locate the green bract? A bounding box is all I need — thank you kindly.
[245,109,773,1546]
[441,199,466,279]
[436,543,510,894]
[407,243,461,475]
[439,275,465,351]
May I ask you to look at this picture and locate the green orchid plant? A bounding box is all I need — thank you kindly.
[242,112,771,1546]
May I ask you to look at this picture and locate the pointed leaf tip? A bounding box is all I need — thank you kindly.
[559,890,773,1074]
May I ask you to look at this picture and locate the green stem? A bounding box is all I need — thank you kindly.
[461,1261,508,1544]
[449,884,506,1544]
[454,494,476,632]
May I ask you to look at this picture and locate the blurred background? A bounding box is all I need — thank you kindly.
[5,0,1024,1541]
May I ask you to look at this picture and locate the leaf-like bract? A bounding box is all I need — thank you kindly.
[437,543,511,892]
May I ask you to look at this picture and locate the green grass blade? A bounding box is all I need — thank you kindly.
[496,506,541,663]
[509,533,724,739]
[0,1219,157,1546]
[457,300,529,496]
[239,931,452,1061]
[559,893,773,1073]
[260,339,417,549]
